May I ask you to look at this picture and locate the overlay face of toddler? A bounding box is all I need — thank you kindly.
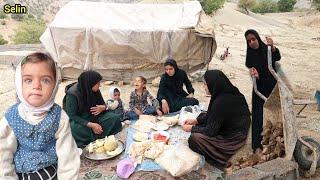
[21,53,57,111]
[0,52,80,179]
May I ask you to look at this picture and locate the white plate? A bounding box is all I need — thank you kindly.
[82,140,124,160]
[133,132,149,142]
[152,122,169,131]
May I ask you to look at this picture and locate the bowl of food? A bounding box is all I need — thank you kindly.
[151,131,170,143]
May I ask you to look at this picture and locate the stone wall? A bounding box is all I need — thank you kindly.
[0,44,44,66]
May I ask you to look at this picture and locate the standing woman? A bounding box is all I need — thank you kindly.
[65,71,122,147]
[157,58,199,114]
[245,29,281,152]
[182,70,251,169]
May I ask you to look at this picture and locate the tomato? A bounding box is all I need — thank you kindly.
[154,133,167,141]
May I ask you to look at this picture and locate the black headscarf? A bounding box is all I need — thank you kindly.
[77,70,105,113]
[191,70,250,137]
[204,70,241,99]
[159,58,194,99]
[244,29,280,95]
[164,58,179,75]
[204,70,249,116]
[245,29,268,69]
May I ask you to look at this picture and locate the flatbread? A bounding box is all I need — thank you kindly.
[157,114,179,126]
[128,140,165,163]
[132,119,155,133]
[133,132,149,142]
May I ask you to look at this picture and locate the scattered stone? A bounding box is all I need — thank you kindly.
[230,120,285,173]
[152,76,161,87]
[118,81,124,86]
[104,81,114,85]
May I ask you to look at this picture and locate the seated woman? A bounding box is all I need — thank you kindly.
[182,70,251,169]
[65,70,122,147]
[157,58,199,114]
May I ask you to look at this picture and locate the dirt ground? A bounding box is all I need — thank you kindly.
[0,2,319,179]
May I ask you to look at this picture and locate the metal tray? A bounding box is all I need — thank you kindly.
[82,140,124,160]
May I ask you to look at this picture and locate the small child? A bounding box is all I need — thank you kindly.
[0,52,80,179]
[126,76,162,120]
[106,87,125,120]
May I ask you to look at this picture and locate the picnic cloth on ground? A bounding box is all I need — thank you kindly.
[79,124,224,179]
[124,114,205,172]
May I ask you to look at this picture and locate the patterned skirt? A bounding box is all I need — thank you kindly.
[17,164,57,180]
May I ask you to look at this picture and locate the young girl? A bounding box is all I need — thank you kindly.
[106,87,125,120]
[126,76,162,120]
[244,29,281,152]
[0,52,80,179]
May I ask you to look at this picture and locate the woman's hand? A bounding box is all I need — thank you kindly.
[90,105,106,116]
[265,36,276,52]
[249,67,259,78]
[134,108,142,115]
[87,122,103,134]
[184,119,198,125]
[156,108,163,116]
[186,93,194,98]
[182,124,193,132]
[161,99,170,114]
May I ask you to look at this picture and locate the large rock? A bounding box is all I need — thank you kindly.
[226,167,273,180]
[227,158,299,180]
[254,158,299,180]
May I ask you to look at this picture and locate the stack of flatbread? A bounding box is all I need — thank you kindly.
[157,114,179,126]
[139,114,157,122]
[132,119,155,133]
[128,140,165,164]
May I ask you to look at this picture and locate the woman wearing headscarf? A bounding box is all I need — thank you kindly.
[156,58,199,113]
[245,29,281,152]
[65,70,122,147]
[182,70,251,169]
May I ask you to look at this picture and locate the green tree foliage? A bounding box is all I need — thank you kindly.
[27,14,35,19]
[0,35,8,45]
[252,0,278,13]
[201,0,226,14]
[238,0,257,13]
[278,0,297,12]
[11,14,25,21]
[12,18,46,44]
[0,11,8,19]
[313,0,320,11]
